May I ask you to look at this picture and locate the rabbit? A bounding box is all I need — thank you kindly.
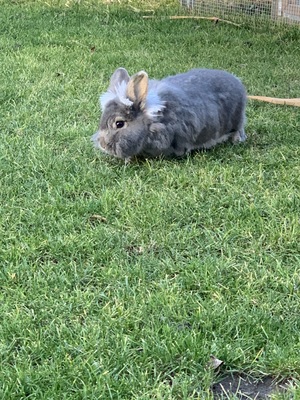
[92,67,247,161]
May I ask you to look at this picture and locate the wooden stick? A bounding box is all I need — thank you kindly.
[142,15,241,27]
[248,96,300,107]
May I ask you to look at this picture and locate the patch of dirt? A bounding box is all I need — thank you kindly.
[211,373,290,399]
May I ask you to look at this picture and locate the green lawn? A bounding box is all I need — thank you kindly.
[0,1,299,398]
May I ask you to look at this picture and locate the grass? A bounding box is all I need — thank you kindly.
[0,0,300,398]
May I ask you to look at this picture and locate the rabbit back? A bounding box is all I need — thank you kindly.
[150,69,247,155]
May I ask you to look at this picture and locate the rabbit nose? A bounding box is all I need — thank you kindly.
[99,136,106,149]
[91,131,102,149]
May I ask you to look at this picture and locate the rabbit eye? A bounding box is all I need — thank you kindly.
[116,120,125,129]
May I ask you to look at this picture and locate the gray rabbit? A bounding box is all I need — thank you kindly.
[92,67,247,160]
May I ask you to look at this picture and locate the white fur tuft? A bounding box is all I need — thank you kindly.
[100,91,116,110]
[100,81,165,118]
[145,91,165,118]
[100,80,133,110]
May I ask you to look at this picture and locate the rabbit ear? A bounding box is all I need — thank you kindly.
[100,68,132,110]
[108,68,130,93]
[126,71,149,108]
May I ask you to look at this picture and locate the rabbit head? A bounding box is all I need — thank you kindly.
[92,67,165,160]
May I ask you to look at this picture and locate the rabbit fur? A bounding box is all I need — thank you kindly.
[92,67,247,160]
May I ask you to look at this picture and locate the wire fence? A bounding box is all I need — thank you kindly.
[180,0,300,25]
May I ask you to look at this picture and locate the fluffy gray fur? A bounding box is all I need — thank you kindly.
[92,67,247,160]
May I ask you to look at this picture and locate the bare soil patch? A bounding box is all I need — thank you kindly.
[212,373,290,399]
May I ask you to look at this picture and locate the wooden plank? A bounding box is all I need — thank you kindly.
[248,96,300,107]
